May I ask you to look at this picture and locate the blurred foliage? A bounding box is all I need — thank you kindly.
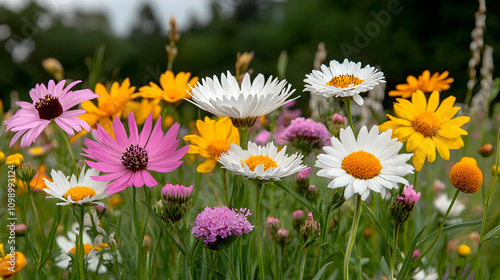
[0,0,499,115]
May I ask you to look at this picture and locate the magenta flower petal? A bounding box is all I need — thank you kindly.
[4,80,97,148]
[83,112,189,194]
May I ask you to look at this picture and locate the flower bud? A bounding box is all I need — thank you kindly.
[265,217,280,239]
[306,184,317,201]
[331,113,347,135]
[292,210,305,231]
[157,184,193,222]
[478,144,494,157]
[295,167,311,195]
[390,185,421,224]
[42,57,64,81]
[276,228,291,246]
[300,212,320,243]
[412,249,421,260]
[457,244,471,257]
[0,151,4,162]
[15,224,27,235]
[16,162,37,183]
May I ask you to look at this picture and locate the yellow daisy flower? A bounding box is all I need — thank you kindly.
[183,117,239,173]
[138,70,198,105]
[121,98,162,125]
[71,78,136,141]
[388,70,454,98]
[379,90,470,171]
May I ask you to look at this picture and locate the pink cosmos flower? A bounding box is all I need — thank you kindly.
[81,112,189,194]
[4,80,97,147]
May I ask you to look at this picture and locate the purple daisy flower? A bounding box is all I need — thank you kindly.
[4,80,97,147]
[81,112,190,194]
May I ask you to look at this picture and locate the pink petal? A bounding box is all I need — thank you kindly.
[127,112,139,145]
[138,113,153,147]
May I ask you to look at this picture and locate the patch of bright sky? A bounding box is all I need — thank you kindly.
[0,0,213,36]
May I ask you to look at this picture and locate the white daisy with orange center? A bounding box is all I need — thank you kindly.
[43,168,110,206]
[304,59,385,105]
[218,141,306,181]
[315,126,414,200]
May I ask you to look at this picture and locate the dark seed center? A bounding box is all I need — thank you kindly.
[35,95,63,120]
[121,144,149,172]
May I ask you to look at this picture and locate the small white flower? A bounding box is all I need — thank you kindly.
[304,59,385,106]
[433,193,466,224]
[44,168,110,207]
[188,71,296,127]
[55,221,114,274]
[411,267,439,280]
[218,141,306,181]
[315,126,413,201]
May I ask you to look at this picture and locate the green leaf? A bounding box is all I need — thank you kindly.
[362,203,404,263]
[40,205,62,267]
[312,261,334,280]
[142,201,188,257]
[273,180,318,218]
[488,77,500,103]
[482,223,500,243]
[416,218,491,247]
[380,256,391,279]
[398,226,426,280]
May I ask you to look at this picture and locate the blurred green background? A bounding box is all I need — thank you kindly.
[0,0,499,113]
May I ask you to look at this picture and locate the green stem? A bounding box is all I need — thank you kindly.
[344,194,362,280]
[255,181,265,280]
[343,98,354,130]
[412,188,460,266]
[133,188,143,278]
[222,169,229,204]
[78,206,86,280]
[55,124,77,173]
[299,245,309,280]
[239,127,248,150]
[390,222,400,280]
[472,130,500,280]
[274,242,281,280]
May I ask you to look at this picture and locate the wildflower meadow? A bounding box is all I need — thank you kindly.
[1,4,500,280]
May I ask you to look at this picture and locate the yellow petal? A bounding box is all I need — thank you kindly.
[434,95,457,121]
[412,148,426,172]
[432,136,450,160]
[435,127,468,138]
[436,135,464,150]
[421,137,436,162]
[393,126,416,142]
[196,158,217,173]
[411,90,427,114]
[427,91,440,112]
[406,132,425,152]
[441,116,470,128]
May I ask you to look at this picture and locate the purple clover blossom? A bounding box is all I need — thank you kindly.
[283,117,331,154]
[397,185,421,205]
[161,184,193,200]
[191,206,253,248]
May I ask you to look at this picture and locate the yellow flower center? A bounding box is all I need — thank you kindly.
[207,140,231,158]
[326,75,364,88]
[244,155,278,172]
[68,244,94,255]
[341,151,381,180]
[412,111,441,137]
[64,186,96,202]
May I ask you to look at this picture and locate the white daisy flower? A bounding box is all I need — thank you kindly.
[304,59,385,106]
[433,193,466,224]
[188,71,296,127]
[43,168,110,207]
[315,126,413,201]
[55,219,114,274]
[218,141,306,181]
